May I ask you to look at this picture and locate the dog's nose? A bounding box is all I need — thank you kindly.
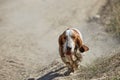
[67,46,71,50]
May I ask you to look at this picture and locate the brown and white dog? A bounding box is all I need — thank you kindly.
[58,28,89,73]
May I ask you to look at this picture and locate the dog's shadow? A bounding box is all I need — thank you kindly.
[36,66,68,80]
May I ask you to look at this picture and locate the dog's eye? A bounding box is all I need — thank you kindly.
[64,36,67,40]
[71,35,75,39]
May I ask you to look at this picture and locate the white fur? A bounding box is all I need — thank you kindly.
[63,29,75,53]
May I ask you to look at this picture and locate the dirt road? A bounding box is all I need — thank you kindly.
[0,0,119,80]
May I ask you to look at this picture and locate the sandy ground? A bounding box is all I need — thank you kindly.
[0,0,119,80]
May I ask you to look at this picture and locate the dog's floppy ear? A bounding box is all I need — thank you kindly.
[79,45,89,53]
[59,30,66,46]
[58,34,63,46]
[76,36,82,48]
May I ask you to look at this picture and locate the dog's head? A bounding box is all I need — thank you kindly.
[59,28,89,54]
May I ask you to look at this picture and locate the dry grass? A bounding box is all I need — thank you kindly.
[107,0,120,39]
[100,0,120,40]
[75,53,120,80]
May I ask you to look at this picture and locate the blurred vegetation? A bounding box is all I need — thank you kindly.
[76,53,120,80]
[107,0,120,39]
[100,0,120,40]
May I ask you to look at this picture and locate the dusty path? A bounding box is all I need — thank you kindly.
[0,0,119,80]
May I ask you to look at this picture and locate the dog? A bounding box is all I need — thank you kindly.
[58,28,89,74]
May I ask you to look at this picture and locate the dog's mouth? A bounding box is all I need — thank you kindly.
[66,50,72,55]
[66,47,76,55]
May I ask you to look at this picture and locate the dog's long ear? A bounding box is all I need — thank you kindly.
[58,34,63,46]
[59,30,66,46]
[76,36,82,48]
[79,45,89,53]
